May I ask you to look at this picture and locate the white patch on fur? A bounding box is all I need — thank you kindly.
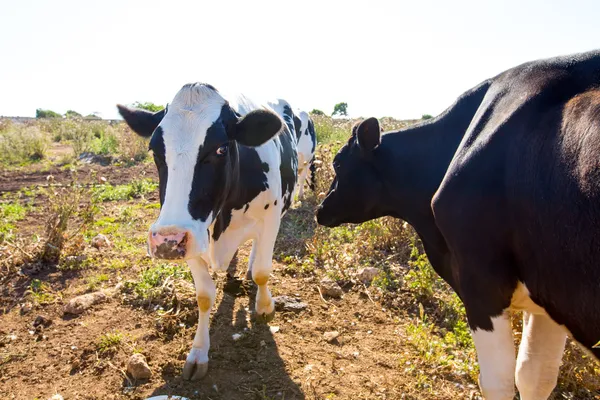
[151,84,226,255]
[294,110,316,199]
[516,311,566,400]
[472,314,516,400]
[469,283,568,400]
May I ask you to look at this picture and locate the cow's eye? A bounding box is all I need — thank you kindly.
[216,144,228,156]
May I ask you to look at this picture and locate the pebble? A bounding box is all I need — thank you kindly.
[64,291,107,315]
[91,234,111,249]
[319,278,343,298]
[357,267,380,284]
[323,331,340,343]
[127,353,152,379]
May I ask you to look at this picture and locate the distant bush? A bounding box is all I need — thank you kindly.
[332,102,348,117]
[422,114,433,120]
[310,109,325,116]
[132,101,164,112]
[36,109,62,119]
[65,110,82,119]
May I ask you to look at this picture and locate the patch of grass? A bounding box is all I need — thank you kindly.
[404,240,442,301]
[92,179,157,202]
[26,279,55,305]
[96,331,123,354]
[0,202,28,241]
[40,176,98,263]
[0,123,49,166]
[403,304,477,381]
[86,273,109,291]
[125,263,191,301]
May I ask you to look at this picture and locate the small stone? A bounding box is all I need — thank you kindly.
[33,315,52,328]
[273,295,308,312]
[232,333,242,341]
[319,278,343,299]
[323,331,340,343]
[91,234,111,249]
[64,291,107,315]
[127,353,152,379]
[20,302,33,315]
[48,395,64,400]
[269,326,280,334]
[357,267,380,284]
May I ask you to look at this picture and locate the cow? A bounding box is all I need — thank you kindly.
[316,49,600,400]
[293,109,317,199]
[267,101,317,201]
[117,82,298,380]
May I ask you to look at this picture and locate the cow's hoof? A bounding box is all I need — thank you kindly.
[254,308,276,324]
[182,360,208,381]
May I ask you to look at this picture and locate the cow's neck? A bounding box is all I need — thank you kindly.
[373,80,491,291]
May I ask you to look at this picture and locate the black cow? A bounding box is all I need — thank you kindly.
[317,50,600,400]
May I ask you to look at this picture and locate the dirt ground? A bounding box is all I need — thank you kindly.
[1,155,598,400]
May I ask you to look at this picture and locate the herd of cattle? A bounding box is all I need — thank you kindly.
[118,49,600,399]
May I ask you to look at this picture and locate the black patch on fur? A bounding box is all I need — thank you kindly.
[212,146,271,241]
[293,114,303,141]
[264,204,269,210]
[274,200,277,206]
[149,126,168,206]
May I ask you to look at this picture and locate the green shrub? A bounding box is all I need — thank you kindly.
[422,114,433,120]
[36,108,62,119]
[0,124,49,165]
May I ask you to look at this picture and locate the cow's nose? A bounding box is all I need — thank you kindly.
[149,229,189,260]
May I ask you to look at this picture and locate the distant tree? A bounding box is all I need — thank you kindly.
[132,101,165,112]
[85,113,101,120]
[332,102,348,117]
[65,110,83,119]
[422,114,433,120]
[310,109,325,116]
[36,108,62,119]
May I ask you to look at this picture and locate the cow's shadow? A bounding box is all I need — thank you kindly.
[145,251,305,400]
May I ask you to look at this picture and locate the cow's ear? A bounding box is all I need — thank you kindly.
[232,109,283,147]
[117,104,165,138]
[356,117,381,152]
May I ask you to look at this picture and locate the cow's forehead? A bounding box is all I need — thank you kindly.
[159,83,228,151]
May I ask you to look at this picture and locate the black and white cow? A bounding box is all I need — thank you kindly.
[117,83,298,380]
[317,50,600,400]
[292,109,317,199]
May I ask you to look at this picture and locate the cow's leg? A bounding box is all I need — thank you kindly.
[183,257,215,380]
[469,311,516,400]
[515,312,566,400]
[244,238,258,281]
[250,214,279,323]
[297,164,308,199]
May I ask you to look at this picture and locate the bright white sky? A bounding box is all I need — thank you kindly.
[1,0,598,120]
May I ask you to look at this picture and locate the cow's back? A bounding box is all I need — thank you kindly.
[432,50,600,352]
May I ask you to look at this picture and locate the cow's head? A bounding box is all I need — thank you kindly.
[316,117,384,227]
[117,83,283,260]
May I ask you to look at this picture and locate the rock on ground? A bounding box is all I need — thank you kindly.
[357,267,380,284]
[64,291,107,315]
[91,234,111,249]
[127,353,152,379]
[323,331,340,343]
[273,295,308,312]
[319,278,343,299]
